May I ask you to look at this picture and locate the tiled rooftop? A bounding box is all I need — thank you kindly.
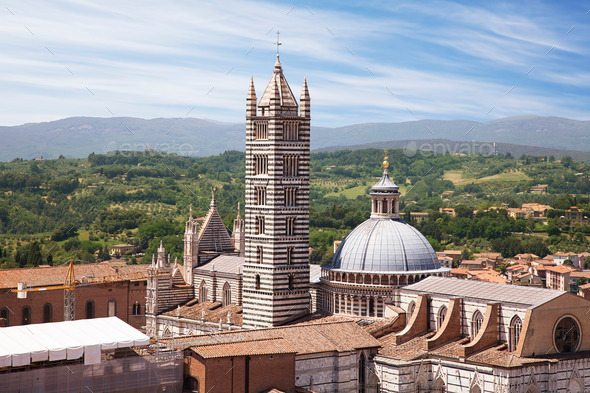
[162,301,243,326]
[193,337,295,359]
[402,276,565,308]
[0,263,150,289]
[162,320,381,355]
[378,331,552,368]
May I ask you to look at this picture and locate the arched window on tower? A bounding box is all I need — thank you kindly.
[222,282,231,307]
[132,301,141,315]
[255,275,261,290]
[86,300,95,319]
[471,310,484,339]
[509,315,522,351]
[43,303,53,323]
[288,274,294,291]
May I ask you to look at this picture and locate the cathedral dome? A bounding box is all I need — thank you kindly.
[330,218,441,273]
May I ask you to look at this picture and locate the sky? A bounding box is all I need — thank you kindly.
[0,0,589,127]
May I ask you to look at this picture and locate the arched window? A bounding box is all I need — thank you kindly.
[199,281,208,303]
[183,376,199,392]
[433,377,446,392]
[132,302,141,315]
[222,282,231,307]
[288,275,294,291]
[470,386,481,393]
[554,316,581,353]
[471,310,484,339]
[43,303,53,323]
[22,306,31,325]
[438,305,447,330]
[382,199,388,214]
[509,315,522,352]
[86,300,95,319]
[1,307,10,326]
[255,275,261,290]
[358,353,366,393]
[407,301,416,318]
[108,299,116,317]
[369,298,375,317]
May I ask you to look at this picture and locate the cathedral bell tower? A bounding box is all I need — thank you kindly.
[242,48,311,328]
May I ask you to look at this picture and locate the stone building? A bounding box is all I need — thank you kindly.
[242,53,312,328]
[375,276,590,393]
[142,53,590,393]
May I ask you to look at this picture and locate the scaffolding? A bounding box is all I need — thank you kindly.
[0,350,183,393]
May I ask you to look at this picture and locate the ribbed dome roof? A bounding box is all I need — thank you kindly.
[371,169,399,193]
[330,218,442,272]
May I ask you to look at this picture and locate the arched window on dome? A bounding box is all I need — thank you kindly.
[509,315,522,352]
[341,273,346,282]
[471,310,484,339]
[382,199,388,214]
[369,298,375,317]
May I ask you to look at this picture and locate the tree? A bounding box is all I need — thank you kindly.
[455,205,473,219]
[561,156,573,168]
[461,248,470,260]
[563,259,574,266]
[27,242,42,266]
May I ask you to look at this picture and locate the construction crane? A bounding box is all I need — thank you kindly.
[13,259,170,321]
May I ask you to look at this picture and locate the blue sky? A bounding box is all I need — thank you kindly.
[0,0,589,127]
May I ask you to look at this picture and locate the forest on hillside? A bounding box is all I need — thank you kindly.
[0,148,588,269]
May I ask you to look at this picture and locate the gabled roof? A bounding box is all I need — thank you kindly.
[192,338,295,359]
[197,201,234,252]
[166,321,380,355]
[402,276,565,308]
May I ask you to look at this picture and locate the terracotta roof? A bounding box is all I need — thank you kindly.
[0,263,150,289]
[506,264,527,272]
[378,331,552,368]
[162,301,243,326]
[545,265,576,274]
[450,268,469,275]
[193,337,296,359]
[163,321,381,355]
[469,270,509,284]
[570,271,590,279]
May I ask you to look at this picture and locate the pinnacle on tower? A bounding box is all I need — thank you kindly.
[210,187,217,207]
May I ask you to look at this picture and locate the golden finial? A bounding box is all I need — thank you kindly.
[382,150,389,169]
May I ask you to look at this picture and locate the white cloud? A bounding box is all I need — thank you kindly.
[0,0,588,127]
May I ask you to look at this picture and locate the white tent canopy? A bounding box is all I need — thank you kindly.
[0,317,150,367]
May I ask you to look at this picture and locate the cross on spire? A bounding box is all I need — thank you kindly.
[275,30,282,55]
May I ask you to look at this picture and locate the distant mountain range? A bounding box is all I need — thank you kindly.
[1,115,589,162]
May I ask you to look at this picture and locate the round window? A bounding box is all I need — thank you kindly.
[554,316,581,353]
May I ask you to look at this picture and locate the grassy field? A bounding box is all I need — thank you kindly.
[444,170,531,186]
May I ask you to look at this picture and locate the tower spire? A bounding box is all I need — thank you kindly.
[210,186,217,207]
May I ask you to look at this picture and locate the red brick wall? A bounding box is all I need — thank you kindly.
[0,280,146,329]
[185,350,295,393]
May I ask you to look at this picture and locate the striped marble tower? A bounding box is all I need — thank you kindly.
[242,54,311,328]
